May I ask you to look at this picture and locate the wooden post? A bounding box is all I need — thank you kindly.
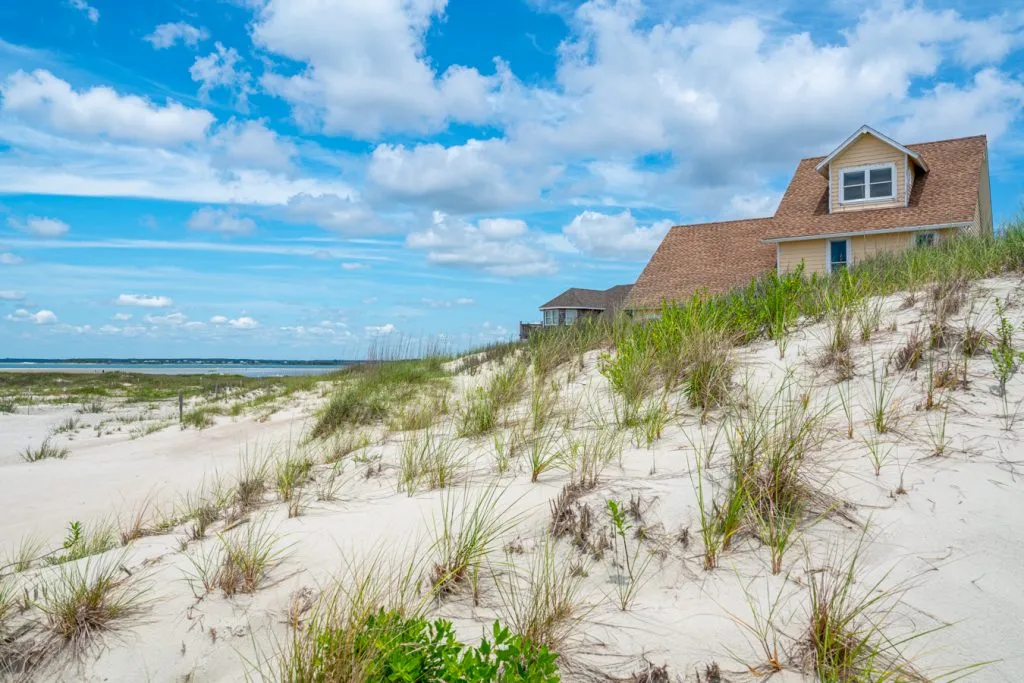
[178,390,184,422]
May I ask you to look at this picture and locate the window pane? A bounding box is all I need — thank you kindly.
[869,181,893,198]
[844,184,865,200]
[565,309,577,324]
[869,167,892,183]
[916,232,935,248]
[830,240,847,265]
[843,171,865,186]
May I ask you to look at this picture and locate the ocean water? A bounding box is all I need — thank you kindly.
[0,361,351,378]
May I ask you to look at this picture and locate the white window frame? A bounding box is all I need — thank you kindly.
[915,231,937,248]
[840,163,896,205]
[825,238,852,274]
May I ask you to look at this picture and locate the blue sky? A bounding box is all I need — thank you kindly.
[0,0,1022,359]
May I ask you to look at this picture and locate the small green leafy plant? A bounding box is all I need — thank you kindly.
[299,609,559,682]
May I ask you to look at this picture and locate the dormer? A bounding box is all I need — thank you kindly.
[816,125,929,214]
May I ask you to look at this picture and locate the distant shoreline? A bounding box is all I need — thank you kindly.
[0,360,354,378]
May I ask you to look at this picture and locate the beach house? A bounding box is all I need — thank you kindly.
[627,126,994,311]
[519,284,632,339]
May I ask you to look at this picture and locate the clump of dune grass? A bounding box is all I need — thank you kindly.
[3,535,45,574]
[561,428,621,490]
[457,360,527,438]
[184,516,287,597]
[52,416,79,435]
[276,451,315,502]
[322,431,372,464]
[599,335,656,427]
[892,325,926,372]
[233,446,273,511]
[180,406,219,430]
[525,424,562,483]
[398,430,466,495]
[36,553,150,652]
[689,377,834,573]
[864,356,902,434]
[117,495,156,545]
[19,439,70,462]
[430,486,519,599]
[801,538,939,681]
[725,378,834,574]
[493,535,588,653]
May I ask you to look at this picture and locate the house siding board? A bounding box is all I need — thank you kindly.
[829,135,906,213]
[779,239,827,275]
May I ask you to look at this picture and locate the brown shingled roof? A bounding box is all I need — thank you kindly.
[540,284,633,312]
[627,219,776,309]
[766,135,986,241]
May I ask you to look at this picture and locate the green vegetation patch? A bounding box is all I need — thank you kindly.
[311,358,449,439]
[287,609,558,682]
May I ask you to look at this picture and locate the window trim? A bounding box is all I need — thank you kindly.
[840,163,896,205]
[825,238,851,274]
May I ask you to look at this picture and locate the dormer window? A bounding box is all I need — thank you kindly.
[841,164,895,203]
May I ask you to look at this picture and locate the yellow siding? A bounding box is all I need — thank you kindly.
[828,134,907,213]
[779,239,827,275]
[977,148,993,235]
[780,229,961,276]
[850,232,912,262]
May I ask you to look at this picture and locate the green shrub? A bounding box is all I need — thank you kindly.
[294,609,558,682]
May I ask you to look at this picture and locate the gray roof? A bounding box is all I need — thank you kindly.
[539,284,633,313]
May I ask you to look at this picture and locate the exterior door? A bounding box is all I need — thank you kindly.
[828,239,849,273]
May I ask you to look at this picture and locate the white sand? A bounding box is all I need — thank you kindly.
[2,276,1023,682]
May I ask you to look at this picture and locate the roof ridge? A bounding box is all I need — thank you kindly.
[797,133,988,164]
[670,216,774,230]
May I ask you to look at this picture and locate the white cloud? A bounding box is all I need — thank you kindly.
[117,293,174,308]
[209,119,296,171]
[368,139,541,212]
[562,210,672,259]
[406,211,556,277]
[0,253,22,265]
[365,323,396,336]
[6,308,57,324]
[422,297,475,308]
[145,22,209,50]
[228,316,259,329]
[191,42,253,109]
[281,192,378,234]
[145,311,188,326]
[253,0,498,138]
[0,290,24,300]
[340,262,368,270]
[69,0,99,23]
[112,312,132,321]
[187,207,256,236]
[7,216,70,238]
[1,70,214,146]
[893,68,1024,144]
[209,315,228,324]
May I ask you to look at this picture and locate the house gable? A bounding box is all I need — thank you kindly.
[827,133,909,213]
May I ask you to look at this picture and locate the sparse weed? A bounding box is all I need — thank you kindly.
[20,438,70,462]
[493,535,587,653]
[430,486,518,599]
[184,516,287,597]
